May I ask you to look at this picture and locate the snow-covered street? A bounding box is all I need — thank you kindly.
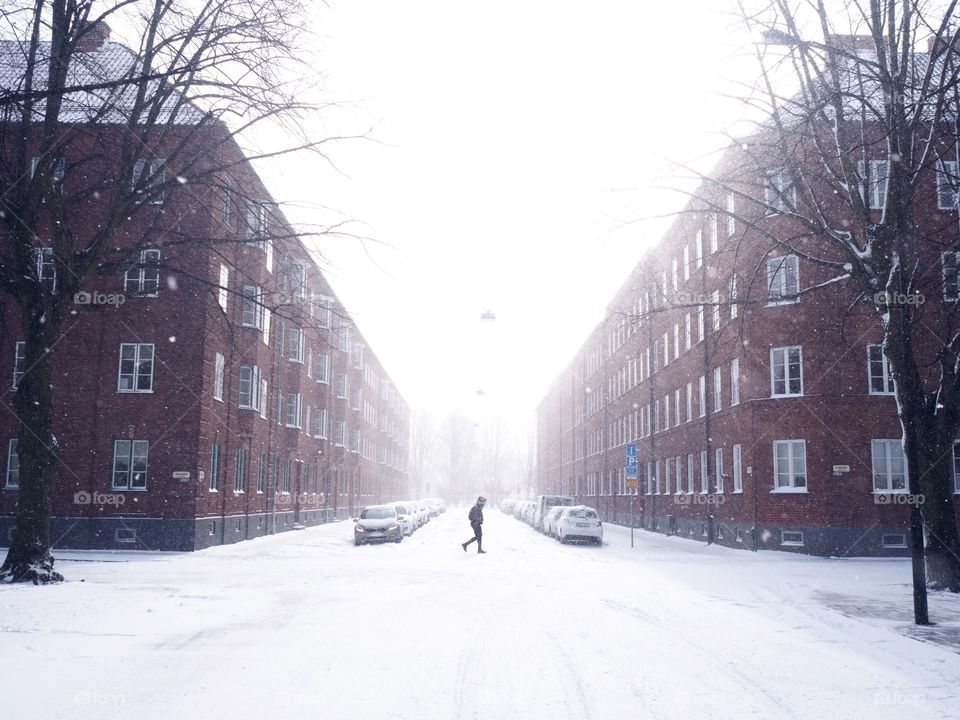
[3,510,959,720]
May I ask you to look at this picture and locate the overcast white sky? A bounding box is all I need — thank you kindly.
[261,0,758,433]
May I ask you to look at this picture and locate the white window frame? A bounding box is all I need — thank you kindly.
[5,438,19,488]
[772,439,807,492]
[213,353,224,402]
[239,366,262,411]
[732,443,742,493]
[241,286,263,328]
[730,358,740,406]
[936,159,959,210]
[867,344,895,395]
[217,264,229,312]
[698,375,706,418]
[12,341,25,389]
[770,346,803,397]
[284,391,303,428]
[131,158,166,204]
[715,447,724,493]
[871,439,907,492]
[124,248,161,296]
[112,439,149,490]
[781,530,804,547]
[858,159,889,210]
[713,366,722,412]
[764,168,796,213]
[766,255,800,304]
[942,251,960,301]
[117,343,155,393]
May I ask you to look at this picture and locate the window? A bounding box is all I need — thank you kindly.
[773,440,807,491]
[715,448,724,493]
[695,230,703,268]
[287,326,304,363]
[246,203,268,242]
[872,439,906,492]
[336,374,348,400]
[730,359,740,405]
[217,264,229,312]
[131,158,166,203]
[265,239,274,273]
[238,366,262,411]
[671,258,679,291]
[256,453,266,494]
[334,421,346,446]
[781,530,804,547]
[234,448,247,493]
[942,251,960,301]
[285,392,302,428]
[351,386,363,411]
[729,274,738,319]
[684,313,691,351]
[313,407,328,439]
[209,442,220,491]
[673,324,679,360]
[30,155,65,194]
[289,264,306,300]
[352,343,365,369]
[260,379,268,419]
[732,444,742,492]
[936,160,959,210]
[709,214,718,253]
[696,305,704,342]
[124,249,160,296]
[223,180,234,224]
[12,341,25,389]
[700,450,708,493]
[683,245,690,280]
[316,298,333,329]
[316,353,330,384]
[687,453,695,493]
[698,375,706,417]
[112,439,149,490]
[713,367,722,411]
[711,289,720,331]
[726,193,735,235]
[767,255,800,303]
[686,382,693,422]
[34,247,56,292]
[764,169,795,213]
[953,442,960,494]
[867,344,895,394]
[117,343,155,393]
[662,333,669,366]
[5,439,19,488]
[859,160,889,210]
[882,533,907,548]
[262,307,271,347]
[213,353,224,402]
[674,389,681,427]
[770,346,803,397]
[241,286,263,328]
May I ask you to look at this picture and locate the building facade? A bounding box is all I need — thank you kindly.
[0,29,409,551]
[537,77,960,556]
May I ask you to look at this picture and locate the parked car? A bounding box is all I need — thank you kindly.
[391,502,417,536]
[556,506,603,545]
[533,494,576,532]
[354,505,404,545]
[542,506,565,537]
[500,498,516,514]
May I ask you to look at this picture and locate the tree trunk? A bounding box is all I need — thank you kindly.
[919,438,960,592]
[0,299,64,584]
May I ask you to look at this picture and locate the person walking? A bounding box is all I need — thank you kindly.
[461,496,487,554]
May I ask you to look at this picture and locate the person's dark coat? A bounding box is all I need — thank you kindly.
[468,504,484,526]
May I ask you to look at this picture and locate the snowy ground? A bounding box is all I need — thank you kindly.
[2,510,958,720]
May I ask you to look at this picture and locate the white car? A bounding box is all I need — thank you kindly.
[542,506,565,537]
[354,505,404,545]
[557,506,603,545]
[391,502,417,536]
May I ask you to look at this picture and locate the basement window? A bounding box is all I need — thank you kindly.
[781,530,804,547]
[881,533,907,548]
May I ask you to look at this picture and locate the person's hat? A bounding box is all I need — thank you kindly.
[477,496,487,504]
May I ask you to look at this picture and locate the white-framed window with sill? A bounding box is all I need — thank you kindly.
[772,440,807,491]
[770,346,803,397]
[867,344,895,395]
[872,439,906,492]
[117,343,154,393]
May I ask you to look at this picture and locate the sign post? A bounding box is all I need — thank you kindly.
[626,443,638,548]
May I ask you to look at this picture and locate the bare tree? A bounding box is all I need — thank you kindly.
[407,408,437,498]
[438,408,478,505]
[669,0,960,621]
[0,0,340,583]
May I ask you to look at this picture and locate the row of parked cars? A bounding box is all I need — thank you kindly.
[353,498,447,545]
[501,495,604,545]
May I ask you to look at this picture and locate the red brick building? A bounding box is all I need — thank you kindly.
[537,64,960,557]
[0,29,409,551]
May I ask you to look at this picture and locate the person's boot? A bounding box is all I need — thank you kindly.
[461,542,468,552]
[477,543,486,554]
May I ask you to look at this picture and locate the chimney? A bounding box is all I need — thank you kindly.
[826,34,875,52]
[76,21,111,53]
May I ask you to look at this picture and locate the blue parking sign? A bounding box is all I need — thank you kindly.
[625,442,638,480]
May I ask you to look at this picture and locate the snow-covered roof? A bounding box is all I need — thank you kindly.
[0,39,206,125]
